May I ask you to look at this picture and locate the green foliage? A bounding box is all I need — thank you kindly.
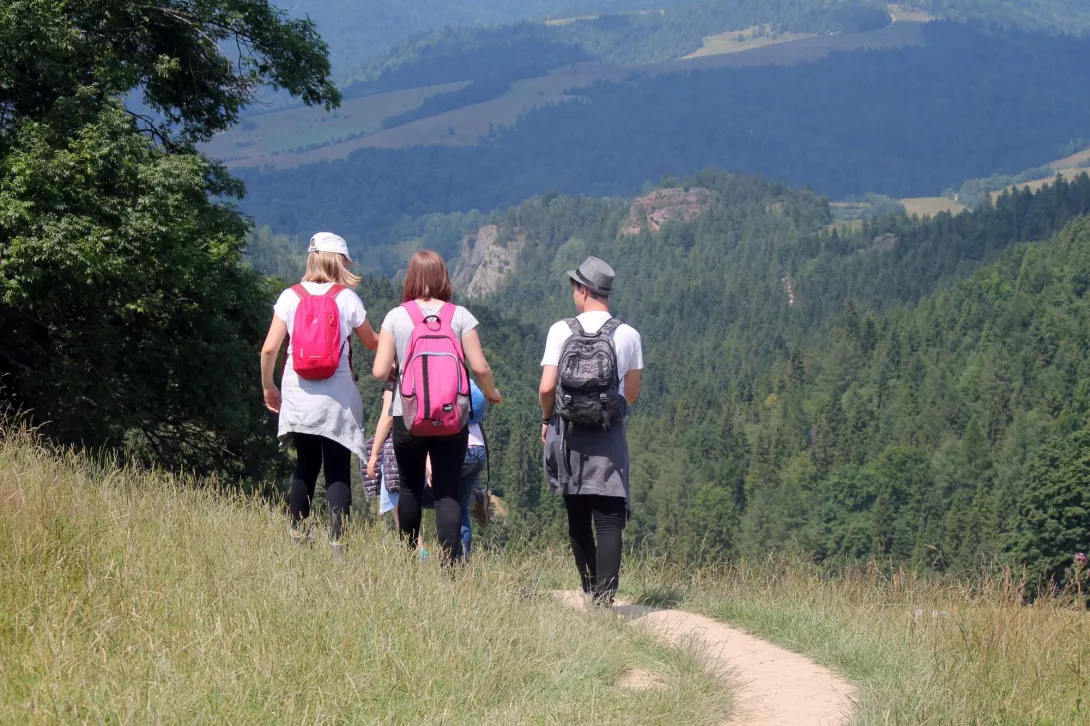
[0,1,339,480]
[0,0,340,146]
[1007,428,1090,588]
[428,170,1090,580]
[918,0,1090,36]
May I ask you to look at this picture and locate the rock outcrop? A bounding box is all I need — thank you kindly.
[619,187,715,236]
[452,225,524,299]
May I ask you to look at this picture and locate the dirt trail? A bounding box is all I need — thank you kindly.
[554,591,856,726]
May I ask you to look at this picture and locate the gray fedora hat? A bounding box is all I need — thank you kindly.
[567,256,615,296]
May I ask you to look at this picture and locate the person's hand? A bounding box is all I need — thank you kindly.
[541,423,549,444]
[486,388,502,404]
[263,385,281,413]
[366,454,379,479]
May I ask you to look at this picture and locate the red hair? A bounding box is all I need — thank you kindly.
[402,250,453,302]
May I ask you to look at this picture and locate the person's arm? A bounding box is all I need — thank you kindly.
[623,369,641,407]
[372,328,397,381]
[354,322,379,352]
[461,329,501,403]
[539,365,559,443]
[260,315,288,413]
[367,390,395,478]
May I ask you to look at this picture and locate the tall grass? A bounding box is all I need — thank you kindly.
[0,430,729,724]
[622,554,1090,725]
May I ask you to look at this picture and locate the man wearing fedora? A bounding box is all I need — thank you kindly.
[539,256,643,606]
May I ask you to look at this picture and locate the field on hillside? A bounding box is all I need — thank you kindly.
[203,82,469,164]
[0,430,728,723]
[216,15,927,169]
[900,196,967,217]
[683,26,816,59]
[987,167,1090,202]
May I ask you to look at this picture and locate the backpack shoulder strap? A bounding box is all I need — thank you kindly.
[436,302,456,327]
[599,318,623,337]
[324,284,345,299]
[564,317,585,336]
[403,301,425,326]
[291,283,311,299]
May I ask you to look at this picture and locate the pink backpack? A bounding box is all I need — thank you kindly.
[289,284,346,380]
[400,302,470,436]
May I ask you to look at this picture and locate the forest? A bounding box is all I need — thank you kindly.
[236,168,1090,588]
[458,171,1090,588]
[347,0,889,85]
[238,22,1090,259]
[6,0,1090,592]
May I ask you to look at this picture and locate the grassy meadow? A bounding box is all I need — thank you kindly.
[0,430,727,724]
[619,556,1090,725]
[4,426,1088,724]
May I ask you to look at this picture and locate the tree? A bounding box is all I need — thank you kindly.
[1007,429,1090,588]
[0,1,340,480]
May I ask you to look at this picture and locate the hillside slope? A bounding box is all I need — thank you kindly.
[448,171,1090,577]
[0,430,729,723]
[237,22,1090,245]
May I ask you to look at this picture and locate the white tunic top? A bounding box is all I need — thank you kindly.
[273,282,368,459]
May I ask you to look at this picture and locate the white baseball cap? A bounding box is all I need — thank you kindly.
[307,232,352,261]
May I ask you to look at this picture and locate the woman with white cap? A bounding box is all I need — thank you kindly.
[259,232,379,557]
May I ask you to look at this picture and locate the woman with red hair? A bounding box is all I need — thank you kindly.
[372,250,501,563]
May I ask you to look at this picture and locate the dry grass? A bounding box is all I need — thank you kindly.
[622,555,1090,725]
[0,430,729,724]
[683,26,816,60]
[901,196,967,217]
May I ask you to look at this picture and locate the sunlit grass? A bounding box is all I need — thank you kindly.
[623,553,1090,725]
[0,429,728,724]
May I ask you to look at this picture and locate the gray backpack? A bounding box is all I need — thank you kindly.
[556,318,625,429]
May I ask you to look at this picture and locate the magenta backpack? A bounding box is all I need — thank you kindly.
[400,302,470,436]
[289,284,346,380]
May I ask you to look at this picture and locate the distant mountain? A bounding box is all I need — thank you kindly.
[280,0,695,75]
[235,22,1090,255]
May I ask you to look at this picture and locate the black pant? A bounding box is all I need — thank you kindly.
[290,433,352,541]
[392,418,469,563]
[563,494,627,603]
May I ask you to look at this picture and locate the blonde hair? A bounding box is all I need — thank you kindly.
[304,251,360,288]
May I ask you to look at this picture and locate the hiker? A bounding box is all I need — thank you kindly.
[459,380,490,561]
[364,379,400,526]
[539,256,643,606]
[259,232,379,555]
[372,250,502,564]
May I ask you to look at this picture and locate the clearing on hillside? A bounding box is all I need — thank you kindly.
[901,196,967,217]
[683,26,816,60]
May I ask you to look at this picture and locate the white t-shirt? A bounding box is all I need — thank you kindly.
[468,422,484,448]
[541,311,643,395]
[274,282,367,373]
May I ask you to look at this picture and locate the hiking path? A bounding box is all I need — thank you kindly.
[553,591,856,726]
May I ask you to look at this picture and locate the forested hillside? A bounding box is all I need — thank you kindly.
[350,0,889,83]
[238,22,1090,258]
[428,171,1090,588]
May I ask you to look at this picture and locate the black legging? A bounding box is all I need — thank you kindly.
[563,494,627,603]
[290,433,352,541]
[392,418,468,563]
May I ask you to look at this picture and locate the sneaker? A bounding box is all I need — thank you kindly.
[469,489,490,528]
[417,548,431,563]
[290,527,305,546]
